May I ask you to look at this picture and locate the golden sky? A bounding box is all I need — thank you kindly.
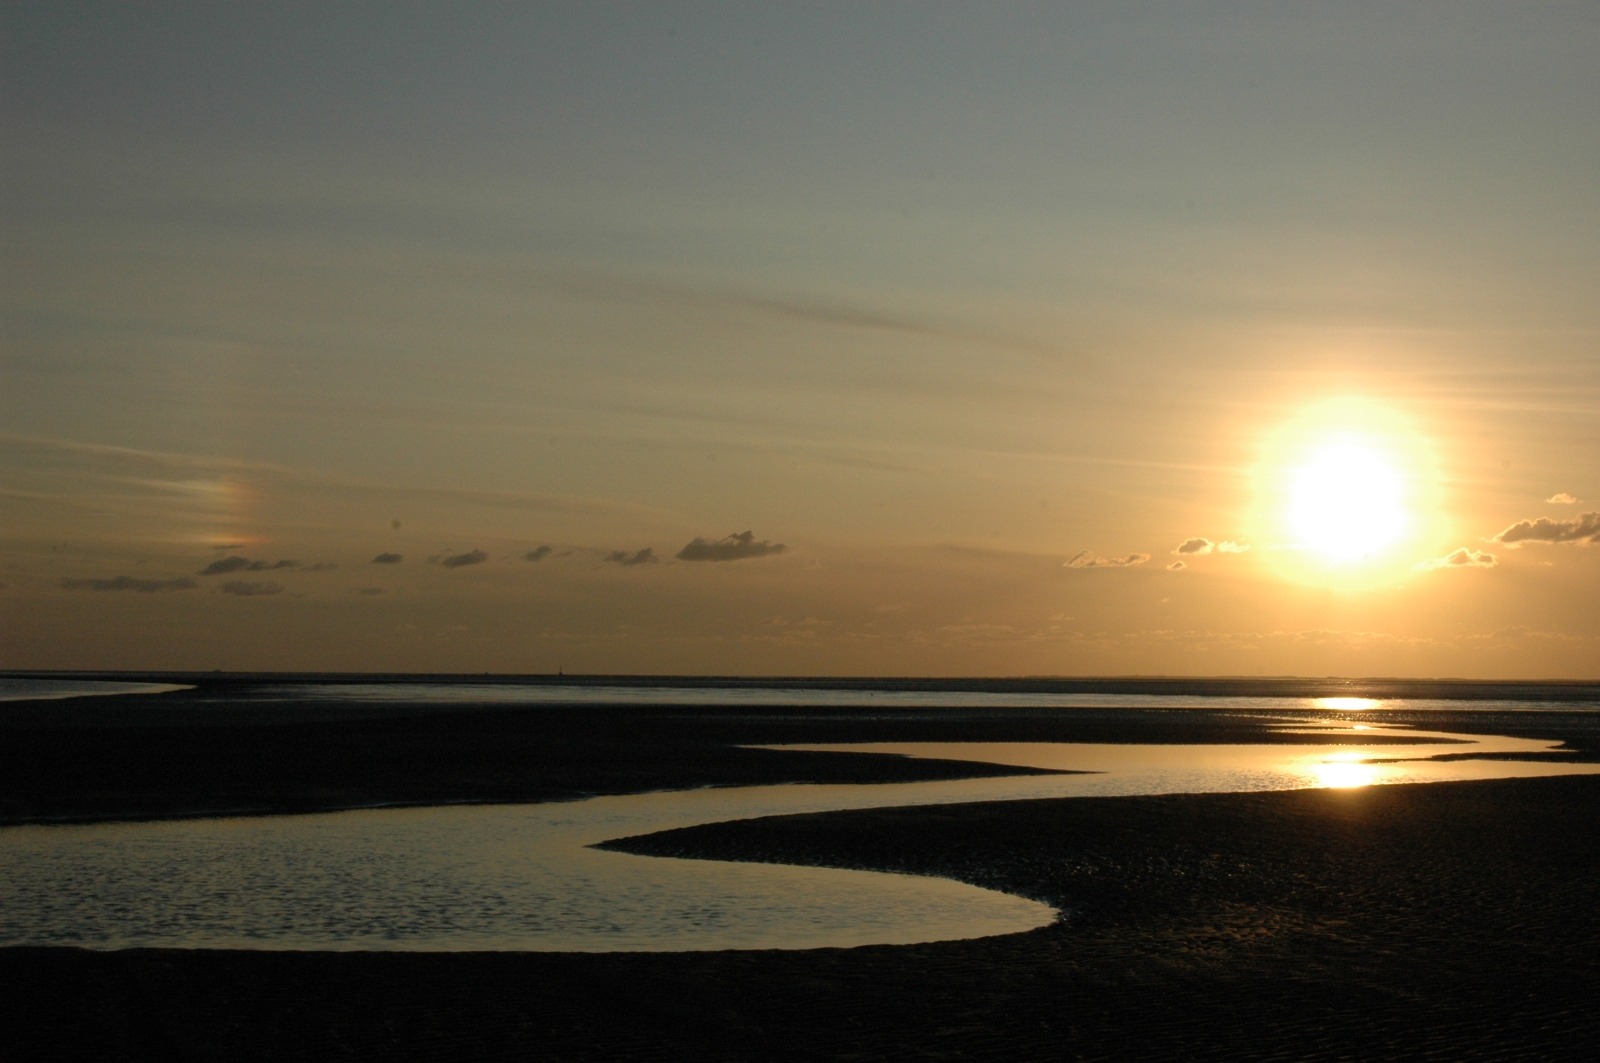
[3,3,1597,677]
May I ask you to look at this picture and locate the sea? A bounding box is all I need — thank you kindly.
[3,673,1598,953]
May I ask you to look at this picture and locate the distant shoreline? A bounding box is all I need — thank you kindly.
[5,669,1598,702]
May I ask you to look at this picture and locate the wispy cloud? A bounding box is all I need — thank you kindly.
[1415,548,1497,571]
[676,530,787,563]
[568,276,1056,359]
[59,575,198,593]
[432,549,489,569]
[200,556,298,576]
[1492,512,1600,546]
[2,433,669,523]
[371,552,404,564]
[1064,551,1150,569]
[1167,560,1187,572]
[1171,537,1249,556]
[1547,492,1580,504]
[0,432,288,476]
[523,545,553,562]
[604,547,658,567]
[220,580,285,596]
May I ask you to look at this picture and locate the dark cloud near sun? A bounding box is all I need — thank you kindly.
[60,575,198,593]
[675,530,787,562]
[219,580,285,596]
[524,545,553,562]
[371,552,404,564]
[604,547,658,567]
[200,556,298,576]
[1064,551,1150,569]
[1492,512,1600,546]
[433,549,489,568]
[1415,548,1497,571]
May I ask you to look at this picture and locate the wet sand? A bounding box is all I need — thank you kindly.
[5,681,1600,1060]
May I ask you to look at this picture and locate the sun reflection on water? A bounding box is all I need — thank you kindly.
[1313,697,1381,712]
[1312,751,1380,789]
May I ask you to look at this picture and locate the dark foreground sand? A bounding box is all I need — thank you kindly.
[4,682,1600,1061]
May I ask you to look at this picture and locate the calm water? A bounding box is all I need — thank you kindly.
[0,677,192,702]
[5,698,1598,952]
[252,681,1600,715]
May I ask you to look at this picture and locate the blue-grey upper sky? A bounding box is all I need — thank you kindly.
[4,2,1597,676]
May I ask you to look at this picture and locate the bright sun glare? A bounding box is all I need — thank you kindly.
[1287,439,1408,562]
[1253,397,1437,580]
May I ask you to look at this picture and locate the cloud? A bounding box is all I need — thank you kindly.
[1064,551,1150,569]
[1415,548,1497,571]
[676,530,788,563]
[219,580,285,596]
[371,552,404,564]
[1167,560,1187,572]
[59,575,198,593]
[433,549,489,568]
[1172,538,1248,557]
[1491,511,1600,546]
[1547,492,1580,504]
[604,547,658,567]
[524,545,553,562]
[200,556,298,576]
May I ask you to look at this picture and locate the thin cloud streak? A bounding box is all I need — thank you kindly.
[1,432,671,523]
[433,549,490,569]
[1064,551,1150,569]
[220,580,285,596]
[200,556,298,576]
[59,575,198,593]
[566,275,1061,360]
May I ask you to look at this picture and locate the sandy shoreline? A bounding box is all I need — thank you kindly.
[5,687,1600,1059]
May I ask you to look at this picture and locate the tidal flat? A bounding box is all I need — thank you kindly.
[4,675,1600,1060]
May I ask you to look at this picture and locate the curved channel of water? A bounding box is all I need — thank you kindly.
[3,722,1597,952]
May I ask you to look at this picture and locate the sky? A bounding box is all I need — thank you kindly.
[3,2,1597,678]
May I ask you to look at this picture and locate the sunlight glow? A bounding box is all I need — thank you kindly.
[1288,442,1407,562]
[1313,752,1379,789]
[1250,396,1444,587]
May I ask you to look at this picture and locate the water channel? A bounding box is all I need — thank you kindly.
[4,721,1597,952]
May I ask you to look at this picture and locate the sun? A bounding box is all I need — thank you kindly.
[1286,438,1408,563]
[1249,396,1441,581]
